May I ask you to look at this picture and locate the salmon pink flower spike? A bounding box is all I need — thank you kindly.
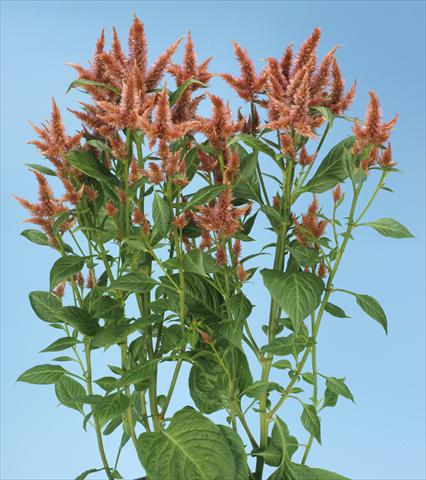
[14,171,70,245]
[195,94,244,149]
[28,98,82,171]
[332,183,342,203]
[380,144,396,168]
[353,91,398,154]
[294,195,327,246]
[219,42,267,102]
[168,32,213,122]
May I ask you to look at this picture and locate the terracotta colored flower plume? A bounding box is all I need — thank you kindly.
[14,171,71,245]
[353,91,398,155]
[69,15,183,134]
[293,195,327,246]
[168,32,213,123]
[219,42,268,102]
[195,94,245,150]
[29,98,82,171]
[263,28,356,138]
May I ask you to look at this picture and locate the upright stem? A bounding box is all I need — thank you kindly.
[85,343,114,480]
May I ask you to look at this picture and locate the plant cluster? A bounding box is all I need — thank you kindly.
[16,15,412,480]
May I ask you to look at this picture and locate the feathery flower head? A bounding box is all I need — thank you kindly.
[195,94,244,149]
[294,194,327,246]
[379,144,395,168]
[219,42,267,102]
[353,91,398,154]
[332,183,342,203]
[29,98,82,170]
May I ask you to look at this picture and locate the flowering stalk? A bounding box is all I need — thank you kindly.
[16,16,412,480]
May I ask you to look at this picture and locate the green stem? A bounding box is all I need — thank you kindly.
[301,314,318,464]
[85,342,114,480]
[270,182,363,418]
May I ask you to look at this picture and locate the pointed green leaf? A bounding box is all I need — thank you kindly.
[184,184,229,211]
[40,337,78,352]
[93,393,130,425]
[301,404,321,444]
[29,291,62,323]
[25,163,56,176]
[325,302,350,318]
[138,409,240,480]
[50,255,85,291]
[57,306,100,336]
[153,193,173,237]
[355,293,388,333]
[109,272,159,293]
[183,249,206,276]
[289,463,350,479]
[21,229,49,246]
[66,150,118,186]
[325,377,354,402]
[66,78,120,94]
[305,137,355,193]
[261,269,324,322]
[361,218,414,238]
[55,375,86,411]
[17,364,67,384]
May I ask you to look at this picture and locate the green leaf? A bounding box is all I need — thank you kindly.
[325,302,350,318]
[57,306,100,336]
[169,78,207,105]
[238,151,258,179]
[325,377,354,402]
[189,359,227,413]
[93,393,130,425]
[183,249,206,276]
[86,295,124,321]
[229,292,252,323]
[40,337,78,352]
[289,463,350,479]
[109,272,159,293]
[17,364,66,384]
[229,133,276,159]
[55,375,86,412]
[262,334,307,357]
[153,193,173,237]
[360,218,414,239]
[301,404,321,444]
[322,388,339,408]
[261,269,324,322]
[272,359,292,370]
[241,381,280,399]
[354,293,388,333]
[289,245,320,268]
[87,139,112,153]
[75,468,104,480]
[184,184,229,211]
[138,408,241,480]
[66,150,118,187]
[25,163,57,176]
[261,206,284,230]
[29,291,62,323]
[311,106,335,127]
[163,272,224,321]
[50,255,85,291]
[66,78,120,94]
[95,376,118,393]
[217,425,249,480]
[21,229,49,246]
[305,137,355,193]
[93,322,142,348]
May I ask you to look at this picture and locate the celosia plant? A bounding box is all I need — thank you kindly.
[16,16,413,480]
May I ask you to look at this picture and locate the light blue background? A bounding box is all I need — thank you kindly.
[1,1,425,479]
